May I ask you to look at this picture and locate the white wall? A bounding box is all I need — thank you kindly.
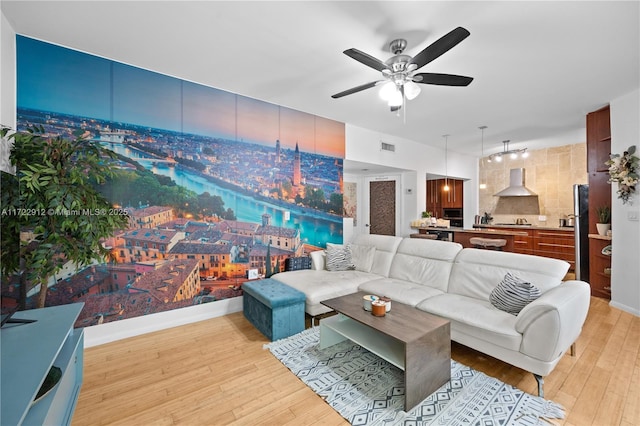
[610,88,640,316]
[345,124,479,236]
[1,9,16,128]
[84,297,242,347]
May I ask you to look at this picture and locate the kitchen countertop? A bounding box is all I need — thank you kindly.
[473,224,575,232]
[411,226,528,236]
[588,233,612,241]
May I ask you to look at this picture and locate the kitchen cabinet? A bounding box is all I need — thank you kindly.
[588,234,611,298]
[476,226,575,272]
[426,179,441,216]
[587,105,612,235]
[426,178,463,216]
[586,105,611,299]
[441,179,463,209]
[533,229,575,270]
[512,229,534,255]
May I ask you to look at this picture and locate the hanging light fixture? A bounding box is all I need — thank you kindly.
[479,126,487,189]
[487,140,528,163]
[443,134,450,192]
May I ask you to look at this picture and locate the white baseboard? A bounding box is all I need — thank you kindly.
[83,296,244,348]
[609,300,640,317]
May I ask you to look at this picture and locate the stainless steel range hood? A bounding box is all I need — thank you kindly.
[494,168,538,197]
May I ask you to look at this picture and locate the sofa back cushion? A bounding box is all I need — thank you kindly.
[448,248,569,301]
[388,238,463,292]
[352,234,403,277]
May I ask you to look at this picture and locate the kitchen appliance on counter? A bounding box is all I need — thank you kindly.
[573,184,589,281]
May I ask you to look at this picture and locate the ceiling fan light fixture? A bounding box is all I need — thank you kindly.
[404,81,421,100]
[330,27,473,115]
[379,81,396,101]
[387,89,403,107]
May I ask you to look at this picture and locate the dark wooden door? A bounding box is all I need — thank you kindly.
[369,180,396,235]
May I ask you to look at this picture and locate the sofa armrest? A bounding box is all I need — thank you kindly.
[515,280,591,362]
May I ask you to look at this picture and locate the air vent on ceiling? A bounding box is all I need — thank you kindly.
[381,141,395,152]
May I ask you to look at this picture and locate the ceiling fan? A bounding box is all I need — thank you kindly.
[331,27,473,111]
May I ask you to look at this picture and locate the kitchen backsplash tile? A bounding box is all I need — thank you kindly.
[479,142,587,227]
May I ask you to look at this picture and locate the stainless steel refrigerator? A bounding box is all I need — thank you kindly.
[573,184,589,281]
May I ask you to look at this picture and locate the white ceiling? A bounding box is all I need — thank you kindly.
[2,1,639,165]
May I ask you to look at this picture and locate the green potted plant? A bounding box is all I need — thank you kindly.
[1,126,130,309]
[595,205,611,236]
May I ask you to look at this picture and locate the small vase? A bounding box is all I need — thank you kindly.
[596,223,611,236]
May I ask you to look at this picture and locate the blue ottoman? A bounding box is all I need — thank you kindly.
[242,279,306,341]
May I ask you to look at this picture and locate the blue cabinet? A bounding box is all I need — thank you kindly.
[1,303,84,426]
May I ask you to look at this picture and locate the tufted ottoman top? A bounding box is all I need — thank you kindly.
[243,278,306,308]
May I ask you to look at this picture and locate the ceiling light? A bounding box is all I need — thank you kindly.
[387,88,403,107]
[404,81,421,100]
[379,81,396,101]
[488,140,527,162]
[443,134,450,191]
[479,126,487,189]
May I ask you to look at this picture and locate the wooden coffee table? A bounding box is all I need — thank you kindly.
[320,291,450,411]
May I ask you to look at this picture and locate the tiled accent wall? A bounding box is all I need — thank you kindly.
[479,143,588,226]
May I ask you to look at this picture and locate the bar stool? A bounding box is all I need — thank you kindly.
[469,237,507,251]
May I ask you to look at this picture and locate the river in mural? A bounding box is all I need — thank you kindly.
[102,142,342,247]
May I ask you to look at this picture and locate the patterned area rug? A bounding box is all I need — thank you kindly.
[265,328,564,426]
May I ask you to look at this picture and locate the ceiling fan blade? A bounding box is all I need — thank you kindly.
[409,27,470,69]
[343,48,390,72]
[413,73,473,86]
[331,81,382,99]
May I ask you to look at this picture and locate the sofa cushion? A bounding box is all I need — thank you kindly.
[310,250,326,270]
[447,248,569,301]
[284,256,312,271]
[352,234,403,277]
[389,238,463,292]
[325,244,354,271]
[490,273,541,315]
[349,244,376,273]
[358,277,445,307]
[270,269,378,308]
[416,293,522,351]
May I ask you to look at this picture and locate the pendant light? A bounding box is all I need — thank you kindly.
[479,126,487,189]
[443,134,450,192]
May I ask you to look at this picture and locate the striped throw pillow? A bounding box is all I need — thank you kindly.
[490,272,541,315]
[325,244,355,271]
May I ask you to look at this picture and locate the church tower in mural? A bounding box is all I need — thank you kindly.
[293,142,301,187]
[275,139,281,164]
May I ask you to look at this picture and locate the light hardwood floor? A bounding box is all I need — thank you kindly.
[72,296,639,425]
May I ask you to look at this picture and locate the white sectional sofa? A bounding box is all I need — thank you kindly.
[271,233,591,396]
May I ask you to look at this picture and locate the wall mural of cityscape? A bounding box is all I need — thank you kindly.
[4,36,345,327]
